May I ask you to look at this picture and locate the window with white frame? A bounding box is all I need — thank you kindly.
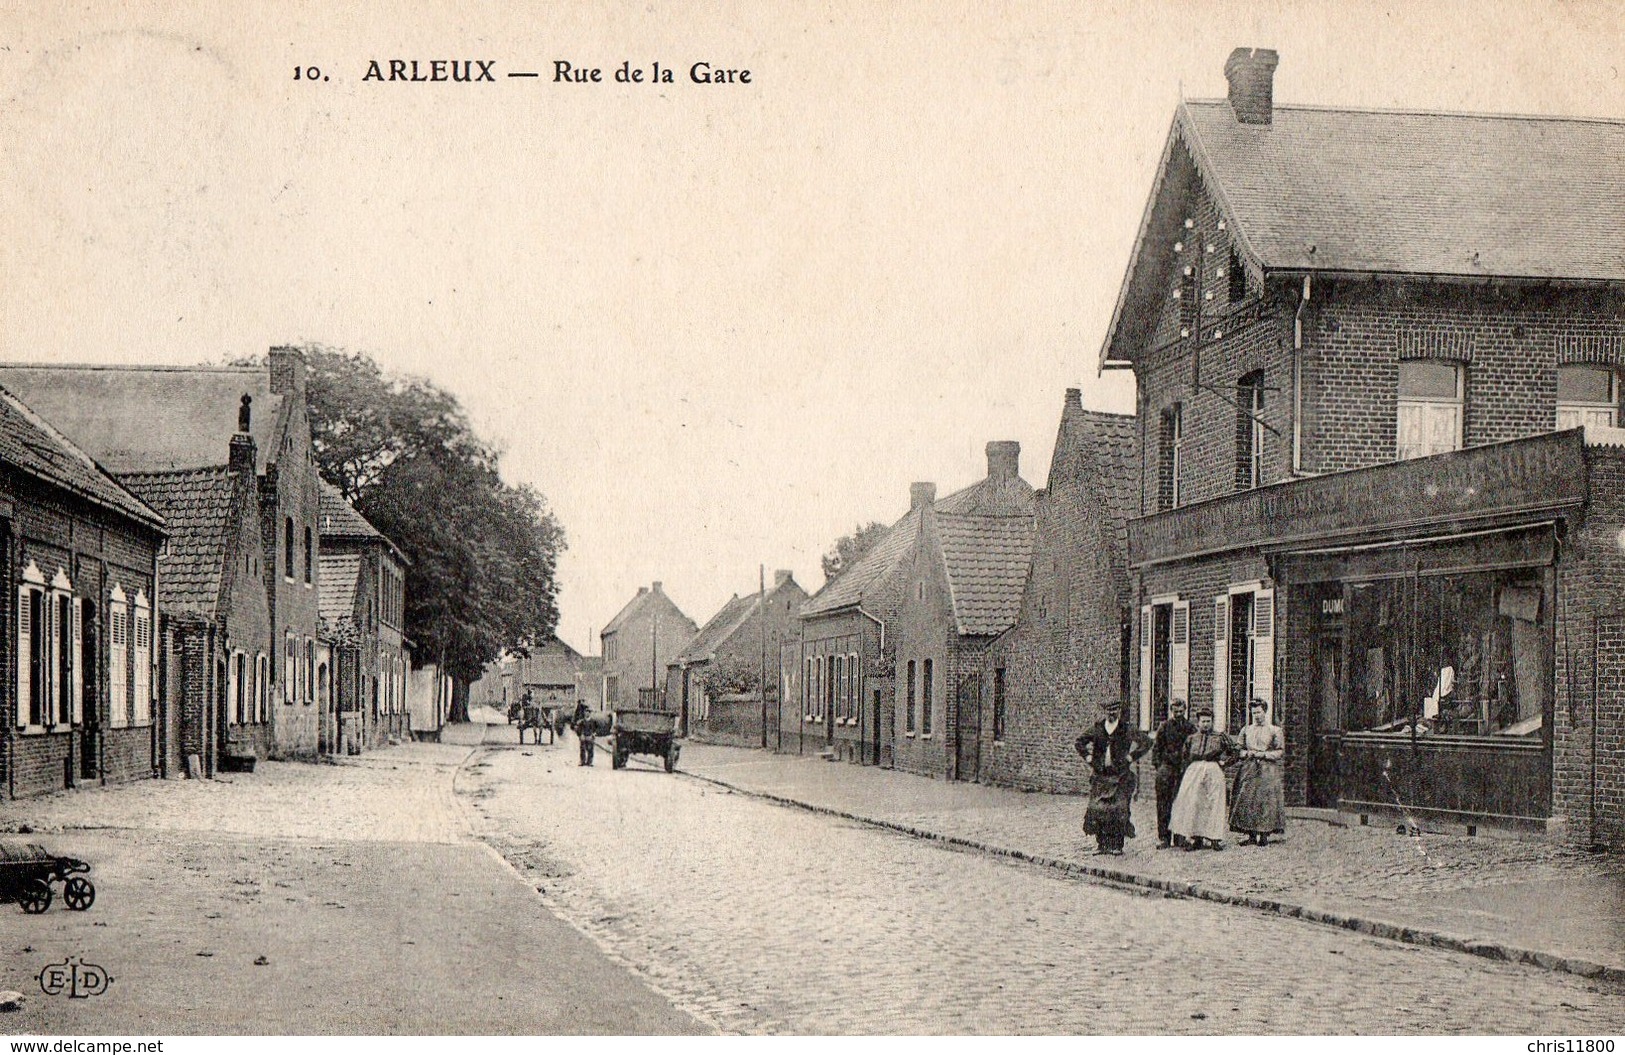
[132,591,151,725]
[232,651,247,725]
[847,651,858,723]
[285,632,298,703]
[108,585,128,729]
[831,654,843,722]
[304,638,315,705]
[1235,371,1265,490]
[1397,359,1464,460]
[17,565,47,729]
[1557,364,1619,430]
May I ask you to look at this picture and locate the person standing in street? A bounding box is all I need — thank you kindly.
[1151,698,1196,849]
[1230,699,1287,845]
[1170,706,1234,850]
[1074,698,1151,856]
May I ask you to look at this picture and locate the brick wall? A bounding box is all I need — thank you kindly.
[11,731,73,798]
[890,515,955,779]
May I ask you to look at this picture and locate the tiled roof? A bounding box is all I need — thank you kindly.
[517,637,587,688]
[318,552,362,624]
[675,593,758,664]
[318,480,382,539]
[1181,102,1625,281]
[601,586,694,638]
[0,384,163,530]
[937,514,1036,636]
[0,364,284,474]
[800,507,922,617]
[1062,406,1139,562]
[120,468,233,616]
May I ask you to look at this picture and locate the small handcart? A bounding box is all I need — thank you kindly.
[0,842,95,914]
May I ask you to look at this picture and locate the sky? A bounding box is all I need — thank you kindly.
[3,1,1623,656]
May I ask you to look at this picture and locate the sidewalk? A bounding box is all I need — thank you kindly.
[677,743,1625,984]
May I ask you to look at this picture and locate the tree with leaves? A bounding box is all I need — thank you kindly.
[251,344,565,723]
[821,521,890,584]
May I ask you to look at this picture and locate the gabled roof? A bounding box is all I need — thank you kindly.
[1057,404,1139,560]
[515,637,588,688]
[601,585,692,638]
[318,552,363,624]
[800,506,922,618]
[0,364,284,474]
[0,384,164,530]
[937,514,1036,636]
[1101,100,1625,367]
[120,467,233,615]
[674,593,758,664]
[318,480,408,564]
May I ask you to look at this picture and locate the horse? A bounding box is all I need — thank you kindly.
[517,702,553,745]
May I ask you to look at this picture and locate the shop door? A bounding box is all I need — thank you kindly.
[1308,594,1344,808]
[954,673,980,781]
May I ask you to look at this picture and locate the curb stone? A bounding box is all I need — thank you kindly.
[680,768,1625,987]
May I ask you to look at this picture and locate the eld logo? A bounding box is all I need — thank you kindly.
[38,957,112,999]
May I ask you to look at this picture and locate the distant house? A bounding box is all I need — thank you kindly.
[667,571,807,745]
[599,583,697,709]
[120,398,273,776]
[510,636,595,711]
[986,392,1137,792]
[317,480,410,751]
[0,348,328,761]
[890,442,1036,781]
[0,384,166,797]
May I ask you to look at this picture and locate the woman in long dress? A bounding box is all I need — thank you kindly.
[1230,699,1286,845]
[1170,707,1234,850]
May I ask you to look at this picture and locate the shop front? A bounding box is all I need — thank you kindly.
[1129,429,1593,836]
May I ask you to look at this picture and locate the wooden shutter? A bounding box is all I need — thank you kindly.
[1252,588,1276,720]
[71,597,83,725]
[1170,600,1190,718]
[17,588,30,728]
[1138,605,1152,728]
[1213,595,1230,732]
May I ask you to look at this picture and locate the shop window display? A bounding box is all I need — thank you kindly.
[1345,568,1548,738]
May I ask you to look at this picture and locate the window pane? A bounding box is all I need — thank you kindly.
[1557,365,1614,404]
[1398,360,1460,399]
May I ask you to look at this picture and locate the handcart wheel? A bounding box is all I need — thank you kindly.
[19,878,51,914]
[64,876,95,911]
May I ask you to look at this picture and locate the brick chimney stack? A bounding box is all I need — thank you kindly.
[910,482,937,510]
[774,569,792,588]
[229,394,256,476]
[986,440,1020,481]
[269,345,308,399]
[1224,47,1279,125]
[652,581,663,593]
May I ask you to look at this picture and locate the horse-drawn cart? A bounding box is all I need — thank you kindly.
[0,843,95,914]
[612,709,680,772]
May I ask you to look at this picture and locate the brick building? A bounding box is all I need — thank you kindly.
[1103,48,1625,846]
[599,582,697,709]
[889,442,1035,781]
[508,635,596,713]
[120,399,273,776]
[317,480,410,752]
[0,348,329,761]
[985,393,1137,792]
[0,386,167,797]
[667,570,807,746]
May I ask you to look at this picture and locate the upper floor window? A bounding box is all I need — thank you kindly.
[1228,249,1246,304]
[1557,364,1619,430]
[1235,371,1265,490]
[303,525,314,585]
[284,518,295,581]
[1397,359,1464,460]
[1158,402,1183,511]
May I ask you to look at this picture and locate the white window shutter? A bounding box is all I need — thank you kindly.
[1252,589,1276,720]
[1138,605,1153,728]
[1170,600,1190,715]
[1213,595,1230,732]
[71,598,83,725]
[17,589,30,728]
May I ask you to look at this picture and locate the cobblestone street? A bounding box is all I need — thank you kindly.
[467,729,1625,1035]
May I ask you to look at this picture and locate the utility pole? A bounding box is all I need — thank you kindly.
[651,611,660,706]
[759,564,768,750]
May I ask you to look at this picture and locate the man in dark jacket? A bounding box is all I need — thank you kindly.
[1074,699,1151,855]
[1151,698,1196,848]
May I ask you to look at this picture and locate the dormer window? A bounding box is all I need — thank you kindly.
[1556,364,1619,430]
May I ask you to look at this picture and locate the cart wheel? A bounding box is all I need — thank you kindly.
[19,878,51,914]
[664,748,676,773]
[64,876,95,911]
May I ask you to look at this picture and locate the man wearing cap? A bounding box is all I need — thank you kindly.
[1151,698,1196,849]
[1074,698,1152,855]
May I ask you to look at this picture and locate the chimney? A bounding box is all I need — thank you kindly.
[268,345,308,399]
[229,394,256,475]
[986,440,1020,481]
[1224,47,1279,125]
[651,581,663,593]
[1065,387,1082,410]
[637,586,649,595]
[774,569,792,588]
[910,482,936,510]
